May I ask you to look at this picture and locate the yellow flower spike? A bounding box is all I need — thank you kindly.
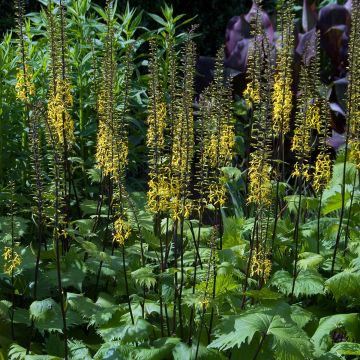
[313,152,332,192]
[307,103,321,133]
[350,140,360,170]
[272,72,292,134]
[16,64,35,102]
[247,151,272,207]
[250,247,272,283]
[243,81,260,108]
[3,247,22,275]
[113,217,132,246]
[146,102,167,152]
[272,0,295,135]
[208,183,226,207]
[47,78,75,147]
[292,162,312,182]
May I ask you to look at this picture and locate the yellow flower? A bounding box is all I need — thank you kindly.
[247,151,272,207]
[95,86,128,180]
[243,80,260,108]
[307,103,321,133]
[147,171,172,213]
[250,247,272,283]
[170,196,193,222]
[208,183,226,207]
[350,139,360,169]
[291,126,311,155]
[3,247,22,274]
[113,217,131,245]
[146,102,167,152]
[272,72,292,134]
[48,79,74,147]
[313,152,332,192]
[16,65,35,102]
[292,162,312,182]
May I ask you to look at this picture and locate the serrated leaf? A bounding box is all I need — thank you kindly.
[131,266,157,289]
[172,342,226,360]
[330,342,360,355]
[67,293,120,327]
[270,269,324,297]
[209,302,313,359]
[325,270,360,304]
[290,305,314,329]
[93,341,135,360]
[68,340,92,360]
[245,288,283,300]
[312,313,360,356]
[298,252,324,270]
[98,318,152,342]
[135,337,180,360]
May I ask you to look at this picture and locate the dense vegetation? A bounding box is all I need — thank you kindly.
[0,0,360,359]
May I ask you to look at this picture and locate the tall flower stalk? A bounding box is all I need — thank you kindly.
[290,33,320,295]
[313,100,332,253]
[271,0,294,247]
[332,0,360,274]
[47,1,75,227]
[243,2,274,305]
[94,1,134,322]
[170,33,196,337]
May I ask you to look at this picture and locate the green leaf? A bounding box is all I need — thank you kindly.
[0,216,28,242]
[131,266,157,289]
[68,340,92,360]
[245,288,283,301]
[325,270,360,304]
[270,269,324,297]
[298,252,324,270]
[98,318,152,342]
[290,305,314,329]
[80,199,108,216]
[135,337,180,360]
[93,341,135,360]
[322,185,352,214]
[330,342,360,355]
[311,313,360,356]
[8,343,60,359]
[172,342,226,360]
[67,292,120,327]
[29,298,82,333]
[209,302,313,359]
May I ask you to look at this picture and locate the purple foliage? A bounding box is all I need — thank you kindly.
[225,0,351,76]
[223,0,353,142]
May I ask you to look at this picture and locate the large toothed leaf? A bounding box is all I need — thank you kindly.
[97,318,152,342]
[131,266,157,289]
[29,298,82,334]
[325,270,360,305]
[134,337,180,360]
[312,313,360,356]
[93,341,135,360]
[270,269,325,297]
[209,302,313,359]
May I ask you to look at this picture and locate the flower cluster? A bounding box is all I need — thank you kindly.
[113,217,132,245]
[3,247,22,274]
[48,79,75,147]
[16,65,35,102]
[347,1,360,169]
[247,150,272,207]
[272,0,294,134]
[250,247,272,283]
[313,153,332,192]
[243,81,260,108]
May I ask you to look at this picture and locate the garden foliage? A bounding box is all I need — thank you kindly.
[0,0,360,359]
